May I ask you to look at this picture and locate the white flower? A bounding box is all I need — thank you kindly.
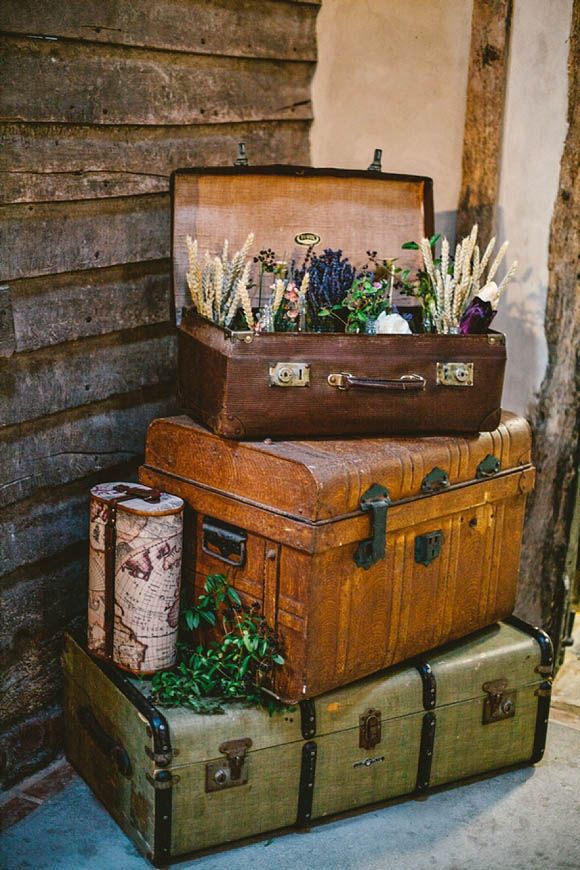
[477,281,501,309]
[375,312,412,334]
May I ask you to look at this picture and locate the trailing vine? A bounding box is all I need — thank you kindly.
[151,574,287,715]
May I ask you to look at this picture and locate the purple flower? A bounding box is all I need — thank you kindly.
[459,297,497,334]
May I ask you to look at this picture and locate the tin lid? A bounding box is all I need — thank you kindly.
[90,482,183,516]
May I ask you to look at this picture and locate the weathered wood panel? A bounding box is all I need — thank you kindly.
[456,0,513,242]
[8,261,170,352]
[0,120,311,203]
[0,390,175,507]
[0,325,176,428]
[0,0,317,789]
[0,476,130,579]
[0,35,314,126]
[0,194,169,281]
[0,0,319,61]
[518,0,580,631]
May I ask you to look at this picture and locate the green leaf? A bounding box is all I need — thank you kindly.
[272,654,285,665]
[401,241,419,250]
[429,233,441,247]
[184,611,196,631]
[226,586,241,606]
[201,610,217,626]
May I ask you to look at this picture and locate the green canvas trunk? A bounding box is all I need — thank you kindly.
[63,618,552,866]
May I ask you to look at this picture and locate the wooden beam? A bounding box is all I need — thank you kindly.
[456,0,513,243]
[517,0,580,631]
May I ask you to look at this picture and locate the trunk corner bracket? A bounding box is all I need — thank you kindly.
[354,484,390,570]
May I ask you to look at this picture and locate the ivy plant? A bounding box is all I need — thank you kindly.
[151,574,288,715]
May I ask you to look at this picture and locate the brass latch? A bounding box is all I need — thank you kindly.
[269,362,310,387]
[436,362,474,386]
[482,679,517,724]
[205,738,252,792]
[359,708,382,749]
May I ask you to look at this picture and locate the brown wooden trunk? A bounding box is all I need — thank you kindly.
[140,412,534,703]
[172,166,506,439]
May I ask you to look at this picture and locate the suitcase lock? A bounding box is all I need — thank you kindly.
[205,738,252,792]
[482,679,517,724]
[359,708,382,749]
[354,484,391,570]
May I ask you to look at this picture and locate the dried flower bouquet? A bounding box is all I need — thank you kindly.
[184,225,517,337]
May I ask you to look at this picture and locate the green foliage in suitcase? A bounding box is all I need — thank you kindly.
[63,619,552,864]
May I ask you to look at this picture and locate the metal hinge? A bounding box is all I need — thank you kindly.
[359,708,382,750]
[205,738,252,792]
[482,679,517,724]
[146,770,180,789]
[144,746,173,767]
[354,483,391,570]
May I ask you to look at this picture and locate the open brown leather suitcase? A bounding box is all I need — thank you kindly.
[140,411,535,704]
[172,165,506,440]
[63,618,553,865]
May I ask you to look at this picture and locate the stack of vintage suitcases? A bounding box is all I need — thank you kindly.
[63,163,553,866]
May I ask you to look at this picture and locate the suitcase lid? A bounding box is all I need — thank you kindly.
[171,165,434,323]
[63,621,548,767]
[143,411,532,523]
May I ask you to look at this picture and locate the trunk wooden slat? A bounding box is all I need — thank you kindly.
[140,411,534,702]
[63,619,552,864]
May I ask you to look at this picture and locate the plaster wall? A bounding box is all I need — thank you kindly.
[310,0,474,238]
[494,0,572,414]
[311,0,572,417]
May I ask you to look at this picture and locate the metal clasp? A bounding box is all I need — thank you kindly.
[436,362,474,386]
[482,679,517,724]
[354,484,390,570]
[415,530,444,566]
[421,467,450,494]
[202,517,247,568]
[359,708,382,749]
[476,454,502,478]
[269,362,311,387]
[205,738,252,792]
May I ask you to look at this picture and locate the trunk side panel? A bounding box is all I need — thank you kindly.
[429,686,539,786]
[63,638,156,859]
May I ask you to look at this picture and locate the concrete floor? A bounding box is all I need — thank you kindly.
[0,718,579,870]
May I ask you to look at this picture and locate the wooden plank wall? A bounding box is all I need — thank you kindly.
[0,0,319,788]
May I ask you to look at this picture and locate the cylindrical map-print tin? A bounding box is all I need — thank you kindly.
[88,481,184,675]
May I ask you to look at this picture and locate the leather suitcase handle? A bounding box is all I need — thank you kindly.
[77,705,132,778]
[328,373,426,392]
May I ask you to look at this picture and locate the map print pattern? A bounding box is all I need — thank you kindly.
[88,482,184,674]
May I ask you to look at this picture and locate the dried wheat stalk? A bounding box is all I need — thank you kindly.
[185,232,255,328]
[419,225,517,333]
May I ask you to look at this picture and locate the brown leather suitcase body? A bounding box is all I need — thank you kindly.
[140,412,534,704]
[172,166,506,440]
